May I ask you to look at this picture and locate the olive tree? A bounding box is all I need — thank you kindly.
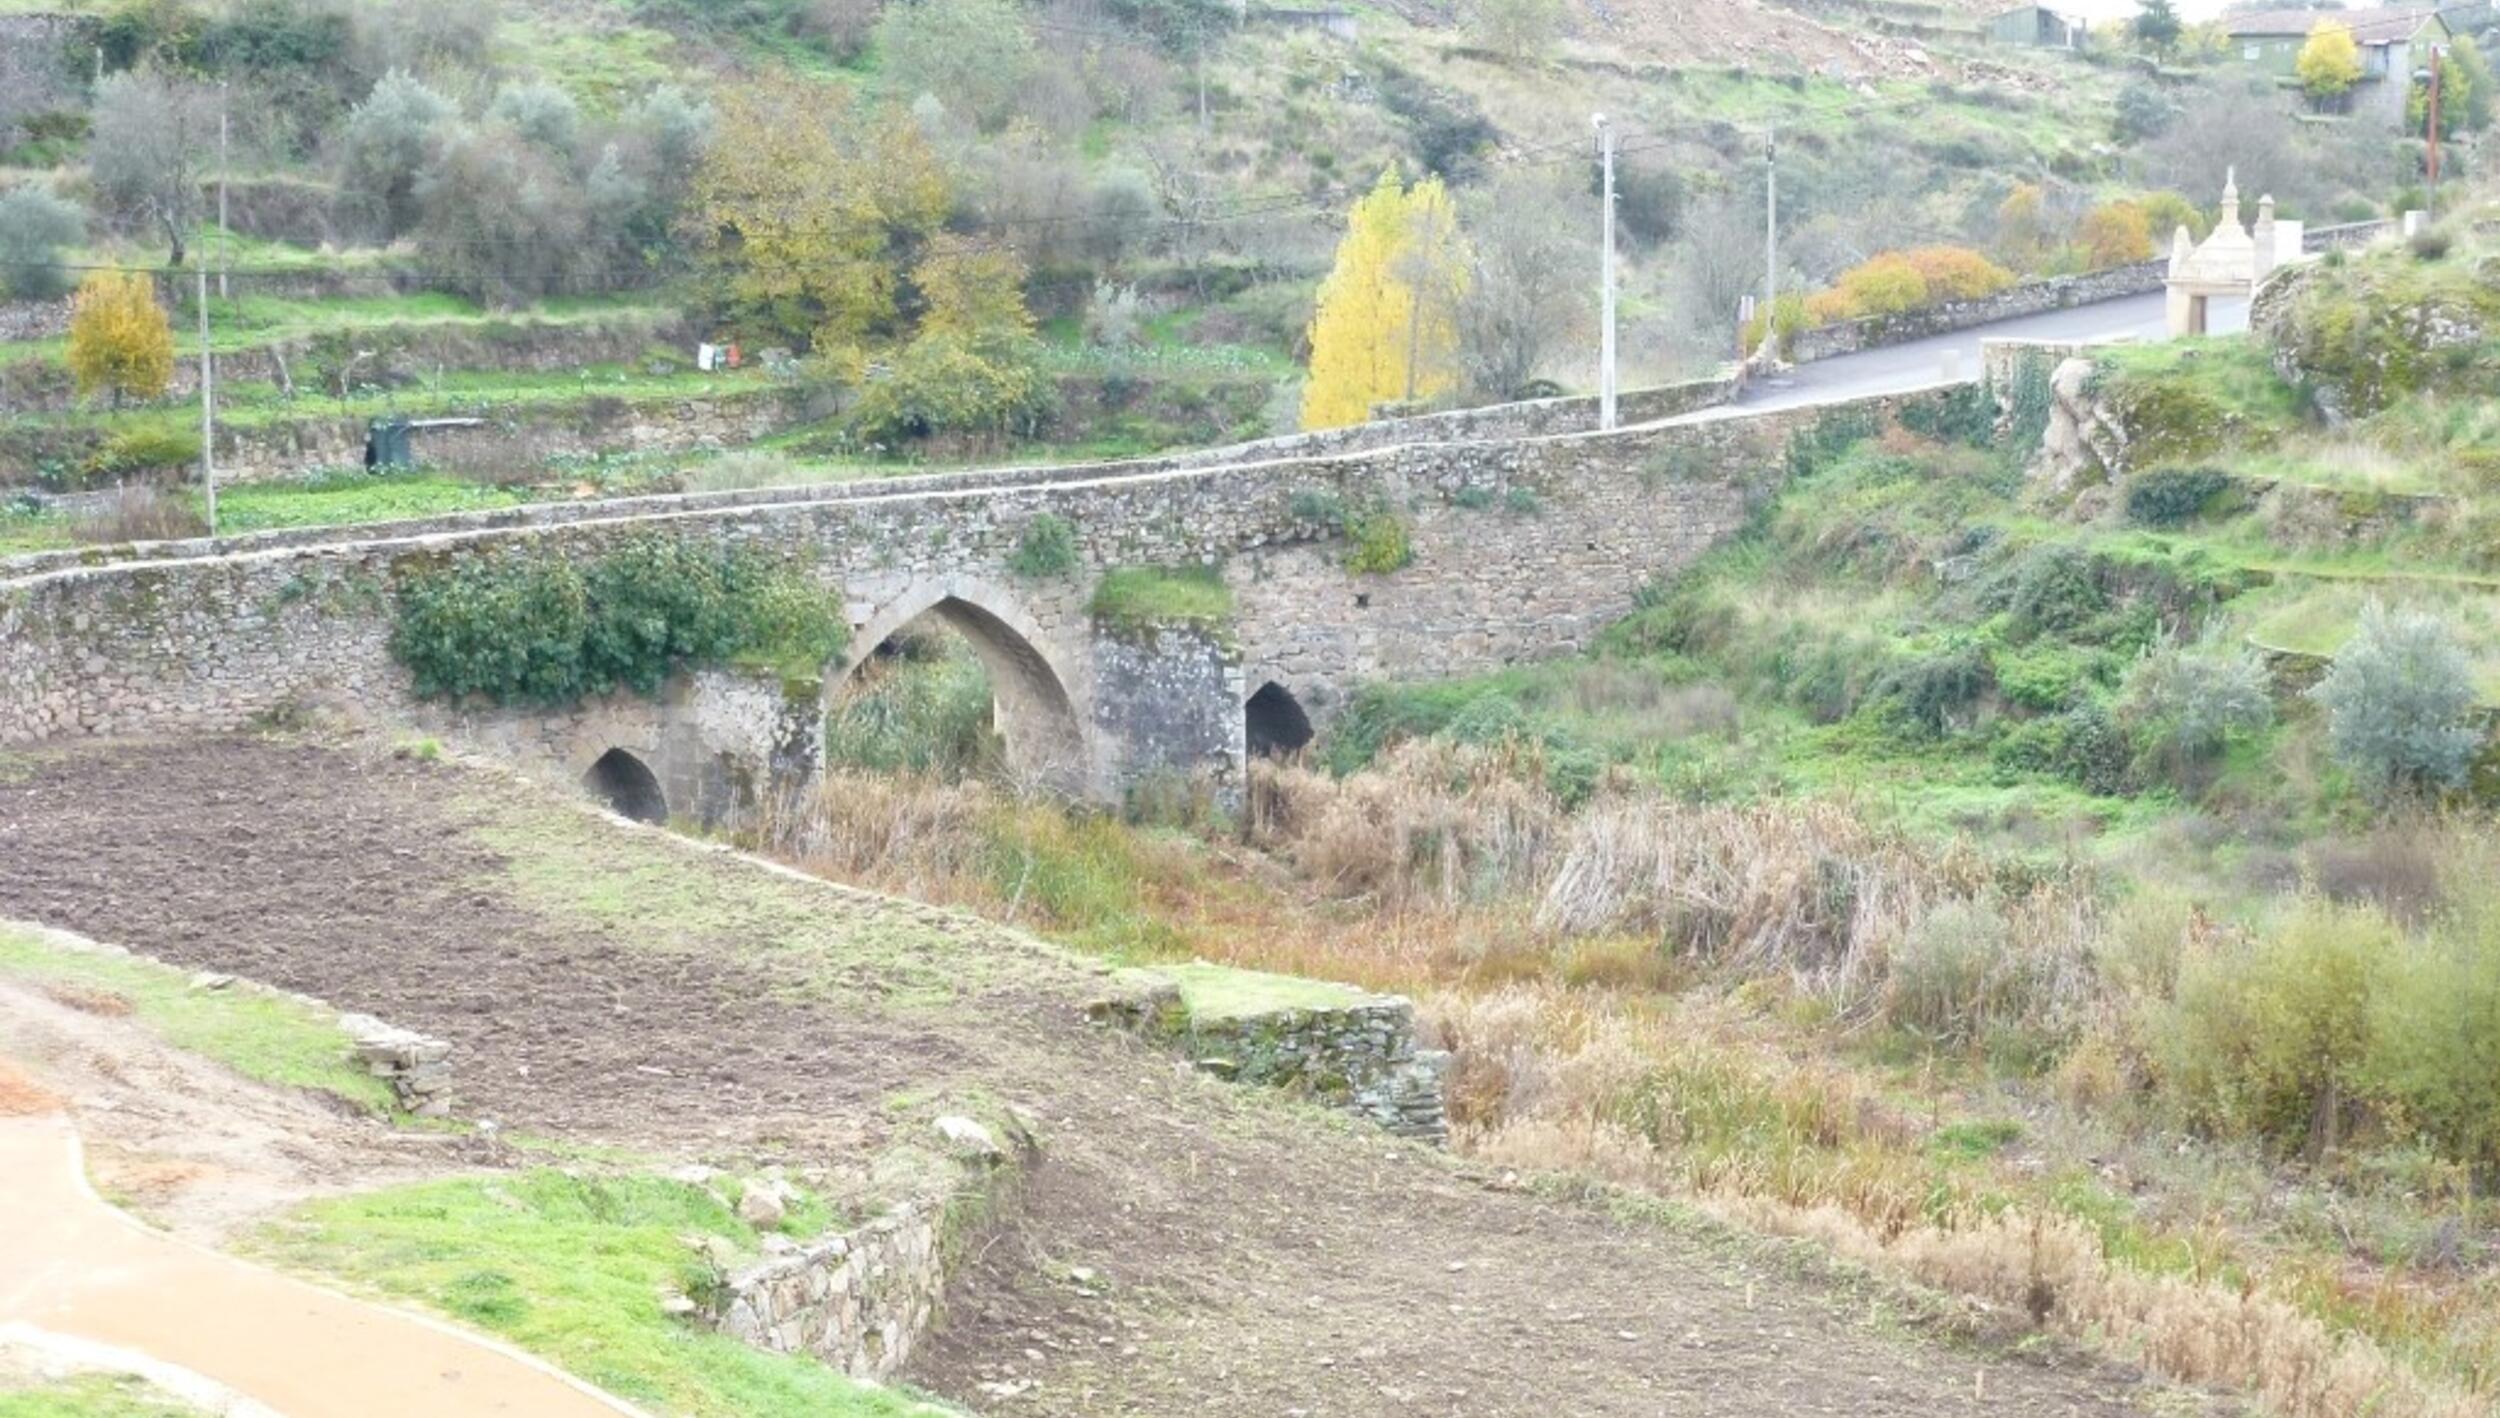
[89,67,214,266]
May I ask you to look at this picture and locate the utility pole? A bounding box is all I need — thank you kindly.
[1763,126,1779,363]
[1595,113,1617,432]
[197,266,217,537]
[217,83,231,302]
[2426,45,2444,220]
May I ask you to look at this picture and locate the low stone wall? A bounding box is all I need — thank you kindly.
[1087,971,1451,1142]
[707,1116,1024,1381]
[0,297,72,343]
[1790,221,2391,367]
[1791,261,2168,364]
[1187,994,1451,1142]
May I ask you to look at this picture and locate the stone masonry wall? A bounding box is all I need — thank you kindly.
[1788,223,2389,366]
[713,1195,950,1380]
[1790,261,2168,364]
[0,389,1913,799]
[1184,995,1451,1142]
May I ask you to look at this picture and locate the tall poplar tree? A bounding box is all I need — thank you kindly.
[1301,168,1470,431]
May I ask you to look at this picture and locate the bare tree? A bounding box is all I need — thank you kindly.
[1457,168,1592,400]
[90,67,215,266]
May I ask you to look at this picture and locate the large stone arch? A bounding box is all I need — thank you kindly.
[833,579,1092,797]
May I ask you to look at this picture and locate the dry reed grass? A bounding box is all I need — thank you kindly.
[756,756,2495,1415]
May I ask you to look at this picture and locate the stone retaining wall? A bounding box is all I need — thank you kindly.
[708,1117,1024,1381]
[1186,995,1451,1142]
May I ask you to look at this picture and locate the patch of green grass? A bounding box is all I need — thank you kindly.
[1926,1118,2024,1163]
[1164,962,1372,1021]
[467,793,1081,1009]
[245,1172,955,1417]
[214,472,533,534]
[0,1375,203,1418]
[0,922,394,1114]
[1089,565,1234,631]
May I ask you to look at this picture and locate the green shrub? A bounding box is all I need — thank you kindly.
[2363,900,2500,1174]
[2120,636,2274,787]
[2124,466,2233,526]
[1444,692,1529,746]
[1990,701,2129,794]
[2149,897,2390,1154]
[84,427,203,483]
[390,538,845,706]
[2309,602,2480,799]
[1451,486,1496,511]
[1992,643,2100,713]
[1008,513,1079,578]
[1897,384,2000,448]
[1344,509,1414,575]
[1867,642,1992,737]
[1784,409,1879,481]
[824,635,1000,779]
[1503,486,1543,516]
[0,186,86,301]
[1289,489,1348,527]
[2005,545,2107,639]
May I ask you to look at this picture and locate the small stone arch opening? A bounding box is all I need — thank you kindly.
[830,591,1088,795]
[1245,681,1315,759]
[584,748,669,824]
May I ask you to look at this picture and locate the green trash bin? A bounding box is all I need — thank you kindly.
[366,418,413,470]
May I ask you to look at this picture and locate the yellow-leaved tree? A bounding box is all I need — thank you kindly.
[66,269,173,409]
[2297,21,2363,104]
[692,78,950,357]
[1301,168,1470,431]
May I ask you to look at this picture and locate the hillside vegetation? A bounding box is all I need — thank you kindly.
[4,0,2481,547]
[757,220,2500,1418]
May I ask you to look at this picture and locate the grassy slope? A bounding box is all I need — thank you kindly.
[246,1173,957,1418]
[0,921,395,1113]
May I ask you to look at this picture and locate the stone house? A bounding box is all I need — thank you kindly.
[2224,4,2451,128]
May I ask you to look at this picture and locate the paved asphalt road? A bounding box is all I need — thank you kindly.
[1722,289,2250,414]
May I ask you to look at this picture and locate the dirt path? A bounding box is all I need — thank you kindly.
[0,738,2184,1418]
[0,1109,645,1418]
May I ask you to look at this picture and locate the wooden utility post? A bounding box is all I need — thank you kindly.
[197,267,216,536]
[1595,114,1616,431]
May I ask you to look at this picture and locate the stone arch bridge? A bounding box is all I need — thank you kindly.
[0,390,1902,823]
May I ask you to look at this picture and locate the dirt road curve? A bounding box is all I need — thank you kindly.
[0,1112,645,1417]
[0,738,2179,1418]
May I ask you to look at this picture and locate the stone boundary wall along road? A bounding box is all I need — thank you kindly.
[1788,220,2394,365]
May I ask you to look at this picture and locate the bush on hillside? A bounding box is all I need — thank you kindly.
[2150,897,2386,1154]
[2120,636,2274,788]
[2309,602,2480,799]
[1805,247,2015,324]
[0,186,86,301]
[2124,466,2233,526]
